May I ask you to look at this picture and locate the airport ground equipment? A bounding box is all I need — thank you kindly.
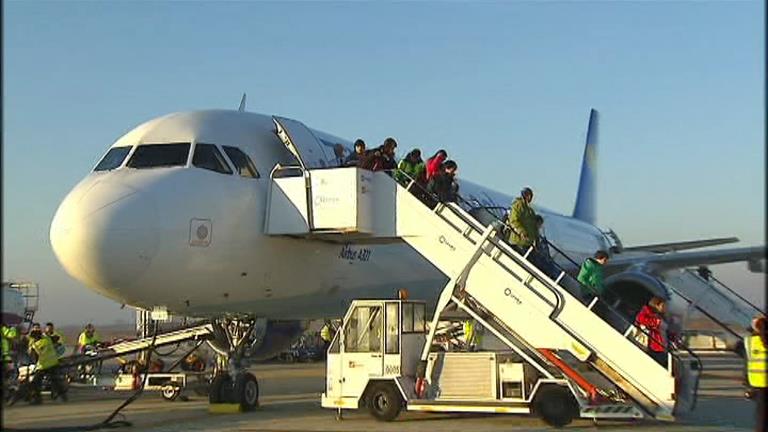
[6,322,216,406]
[113,370,209,401]
[265,120,703,424]
[2,281,39,325]
[57,322,215,371]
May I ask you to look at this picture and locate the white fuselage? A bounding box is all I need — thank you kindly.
[49,110,615,320]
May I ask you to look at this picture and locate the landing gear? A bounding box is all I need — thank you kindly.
[206,317,261,410]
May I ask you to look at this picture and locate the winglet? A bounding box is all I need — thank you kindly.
[572,108,598,224]
[238,93,247,112]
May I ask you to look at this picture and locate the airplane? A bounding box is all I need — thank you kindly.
[49,103,765,408]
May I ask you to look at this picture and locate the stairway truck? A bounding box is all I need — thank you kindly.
[321,299,644,427]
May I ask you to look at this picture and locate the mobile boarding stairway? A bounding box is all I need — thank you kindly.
[264,122,702,424]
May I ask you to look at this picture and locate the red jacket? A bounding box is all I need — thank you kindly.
[634,305,667,352]
[425,154,446,181]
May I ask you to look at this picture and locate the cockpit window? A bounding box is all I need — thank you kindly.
[193,143,232,175]
[127,143,190,169]
[94,146,132,171]
[222,146,260,178]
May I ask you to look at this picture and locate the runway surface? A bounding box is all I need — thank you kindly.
[2,354,758,432]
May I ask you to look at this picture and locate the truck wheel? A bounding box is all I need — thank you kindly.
[162,386,181,401]
[532,385,578,428]
[367,382,402,422]
[234,372,259,411]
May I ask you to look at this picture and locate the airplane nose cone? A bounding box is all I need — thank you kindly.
[50,179,160,299]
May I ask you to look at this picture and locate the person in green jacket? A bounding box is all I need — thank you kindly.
[506,187,539,249]
[394,149,426,187]
[577,250,609,299]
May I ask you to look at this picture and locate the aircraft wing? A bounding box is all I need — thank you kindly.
[607,246,766,273]
[622,237,739,253]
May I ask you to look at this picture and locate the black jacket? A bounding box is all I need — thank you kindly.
[427,172,458,202]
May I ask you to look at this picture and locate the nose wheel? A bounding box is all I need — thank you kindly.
[209,372,259,410]
[206,317,261,411]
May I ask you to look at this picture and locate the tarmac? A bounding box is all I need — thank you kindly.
[2,353,758,432]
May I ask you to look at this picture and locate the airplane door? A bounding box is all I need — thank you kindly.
[273,116,334,169]
[341,305,384,398]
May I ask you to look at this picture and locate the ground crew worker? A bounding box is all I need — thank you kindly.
[506,187,538,251]
[577,250,609,300]
[2,324,19,374]
[320,321,333,359]
[44,322,66,357]
[745,316,767,431]
[463,320,484,352]
[28,323,67,403]
[77,323,100,354]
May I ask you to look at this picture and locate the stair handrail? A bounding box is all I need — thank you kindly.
[372,168,701,374]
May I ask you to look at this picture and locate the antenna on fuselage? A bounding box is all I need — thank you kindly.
[238,93,247,112]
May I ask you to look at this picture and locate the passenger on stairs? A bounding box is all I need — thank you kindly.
[634,297,669,367]
[531,215,560,278]
[425,149,448,181]
[344,139,366,167]
[576,250,609,300]
[506,187,539,252]
[361,137,398,172]
[394,148,426,186]
[427,160,459,204]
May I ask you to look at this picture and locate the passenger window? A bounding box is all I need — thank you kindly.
[94,146,131,171]
[193,144,232,175]
[222,146,260,178]
[414,303,426,332]
[386,303,399,354]
[127,143,190,169]
[343,306,382,353]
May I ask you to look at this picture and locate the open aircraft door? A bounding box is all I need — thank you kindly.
[273,116,335,170]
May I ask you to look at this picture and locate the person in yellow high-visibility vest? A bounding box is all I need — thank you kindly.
[463,320,484,352]
[27,323,68,404]
[77,323,100,354]
[2,324,19,385]
[745,316,766,432]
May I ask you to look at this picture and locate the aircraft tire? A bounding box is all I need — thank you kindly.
[532,384,579,428]
[366,382,402,422]
[208,374,232,404]
[234,372,259,411]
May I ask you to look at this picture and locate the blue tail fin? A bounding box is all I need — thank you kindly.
[572,109,598,224]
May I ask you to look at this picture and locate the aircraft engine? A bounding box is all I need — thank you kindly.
[603,270,671,327]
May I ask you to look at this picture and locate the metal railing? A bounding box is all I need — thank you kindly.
[390,168,702,374]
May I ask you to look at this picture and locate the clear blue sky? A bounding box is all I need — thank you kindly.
[3,1,764,325]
